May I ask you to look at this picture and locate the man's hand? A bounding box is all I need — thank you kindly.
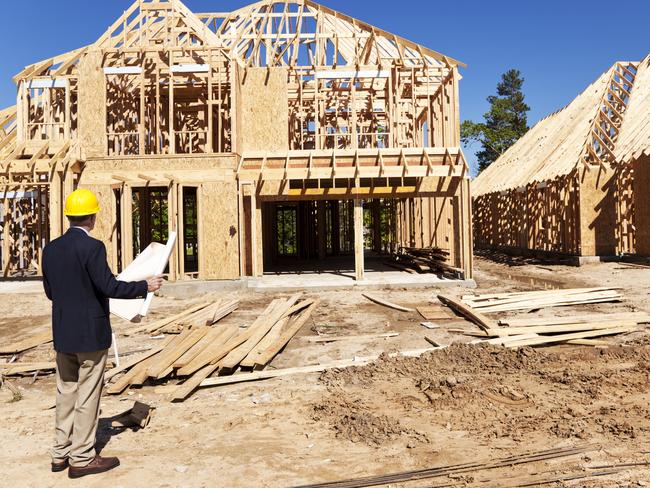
[147,275,164,292]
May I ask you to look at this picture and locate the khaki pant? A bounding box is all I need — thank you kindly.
[51,350,108,467]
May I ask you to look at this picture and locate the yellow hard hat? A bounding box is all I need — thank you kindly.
[64,189,100,217]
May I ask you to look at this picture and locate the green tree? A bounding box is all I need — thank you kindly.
[462,69,530,173]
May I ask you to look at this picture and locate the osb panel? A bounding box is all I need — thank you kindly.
[200,181,239,279]
[579,165,618,256]
[236,67,289,153]
[633,155,650,255]
[78,50,106,159]
[85,154,237,171]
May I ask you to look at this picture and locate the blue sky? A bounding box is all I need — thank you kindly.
[0,0,648,174]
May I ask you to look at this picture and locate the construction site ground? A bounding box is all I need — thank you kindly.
[2,255,650,487]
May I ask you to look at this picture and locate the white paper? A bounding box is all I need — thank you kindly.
[110,232,177,322]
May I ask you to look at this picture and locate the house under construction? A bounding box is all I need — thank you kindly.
[0,0,473,281]
[472,55,650,261]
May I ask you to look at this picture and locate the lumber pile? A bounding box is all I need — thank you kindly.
[104,295,319,401]
[461,287,623,313]
[438,291,643,347]
[387,246,461,277]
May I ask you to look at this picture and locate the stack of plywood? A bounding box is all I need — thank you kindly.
[105,295,319,401]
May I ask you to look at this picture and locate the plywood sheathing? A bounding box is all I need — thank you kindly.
[236,67,289,153]
[78,50,107,159]
[578,165,618,256]
[633,154,650,256]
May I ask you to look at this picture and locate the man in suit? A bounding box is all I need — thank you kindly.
[42,189,164,479]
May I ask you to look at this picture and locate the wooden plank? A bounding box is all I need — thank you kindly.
[362,293,415,313]
[104,338,172,381]
[498,312,650,327]
[170,363,220,402]
[305,332,399,343]
[248,300,320,368]
[437,294,497,331]
[417,305,455,320]
[146,327,211,379]
[220,295,301,370]
[503,326,638,348]
[1,362,56,375]
[173,326,233,369]
[483,321,637,338]
[0,330,52,355]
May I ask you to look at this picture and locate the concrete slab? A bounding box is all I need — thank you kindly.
[248,271,475,292]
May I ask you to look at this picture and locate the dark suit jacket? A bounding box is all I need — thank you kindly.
[42,227,148,353]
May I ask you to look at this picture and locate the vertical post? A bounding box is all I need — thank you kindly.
[121,184,133,267]
[49,171,62,239]
[169,50,175,154]
[354,199,364,281]
[2,191,11,277]
[372,199,382,252]
[64,79,71,140]
[177,184,185,279]
[207,50,213,152]
[317,200,326,260]
[139,62,146,155]
[62,166,74,232]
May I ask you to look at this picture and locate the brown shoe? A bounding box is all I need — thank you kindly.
[51,459,69,472]
[68,456,120,479]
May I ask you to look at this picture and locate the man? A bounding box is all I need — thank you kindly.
[42,188,164,479]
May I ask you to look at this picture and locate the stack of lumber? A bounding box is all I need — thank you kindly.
[387,246,461,276]
[125,298,239,336]
[461,287,623,313]
[105,295,319,401]
[438,293,644,347]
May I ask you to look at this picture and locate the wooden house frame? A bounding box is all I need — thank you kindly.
[1,0,473,281]
[473,58,650,261]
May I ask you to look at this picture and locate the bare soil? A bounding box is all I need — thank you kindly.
[2,256,650,487]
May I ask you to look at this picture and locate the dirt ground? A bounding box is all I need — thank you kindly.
[2,255,650,487]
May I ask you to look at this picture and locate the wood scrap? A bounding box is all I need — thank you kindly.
[110,401,155,429]
[0,362,56,375]
[305,332,399,343]
[0,330,52,355]
[437,294,497,331]
[417,305,455,320]
[498,311,650,327]
[503,325,638,348]
[104,337,173,381]
[483,321,638,337]
[362,293,415,313]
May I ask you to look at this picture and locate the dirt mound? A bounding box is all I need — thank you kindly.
[313,343,650,447]
[312,396,429,446]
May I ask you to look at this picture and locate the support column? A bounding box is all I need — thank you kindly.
[317,200,327,260]
[49,171,63,239]
[354,199,364,281]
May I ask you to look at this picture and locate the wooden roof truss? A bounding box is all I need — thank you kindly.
[578,62,638,170]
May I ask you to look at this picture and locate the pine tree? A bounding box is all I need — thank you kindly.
[462,69,530,173]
